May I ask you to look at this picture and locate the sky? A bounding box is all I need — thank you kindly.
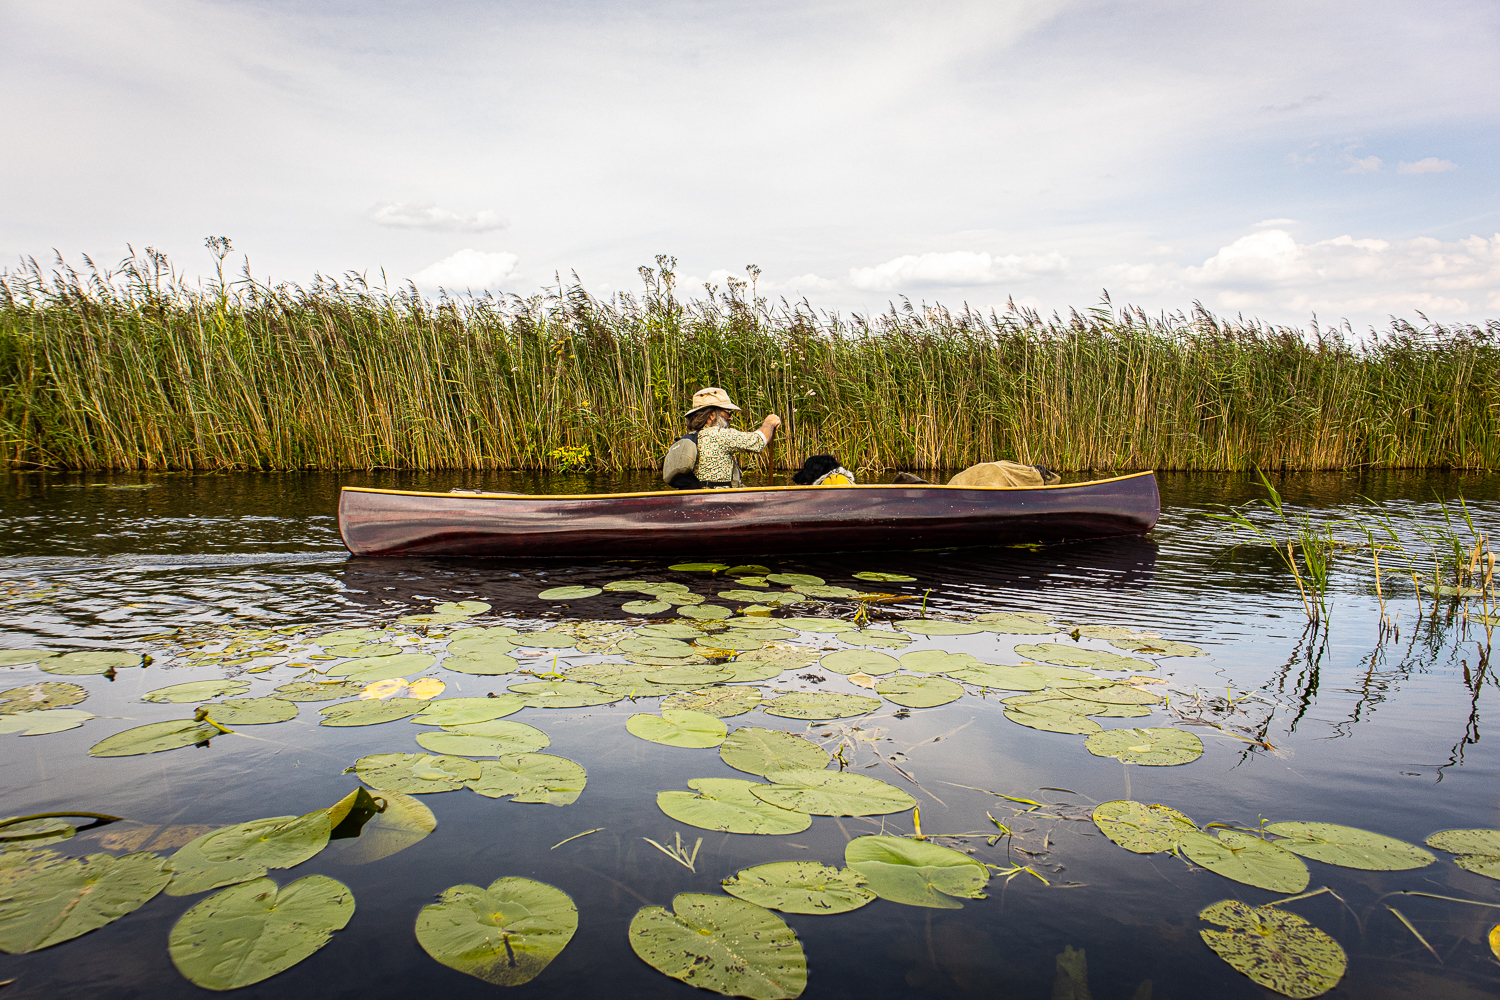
[3,0,1497,330]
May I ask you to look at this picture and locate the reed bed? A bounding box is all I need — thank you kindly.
[1,250,1496,473]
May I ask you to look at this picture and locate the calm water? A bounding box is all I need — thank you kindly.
[2,470,1500,1000]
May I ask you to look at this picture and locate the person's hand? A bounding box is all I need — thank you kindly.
[763,414,782,430]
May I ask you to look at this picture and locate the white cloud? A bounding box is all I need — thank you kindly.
[1342,155,1383,174]
[1397,157,1458,175]
[848,251,1069,291]
[369,201,508,233]
[410,249,519,289]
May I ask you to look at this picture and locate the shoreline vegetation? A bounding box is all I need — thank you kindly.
[1,249,1497,474]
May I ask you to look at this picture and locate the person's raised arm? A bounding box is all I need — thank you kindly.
[757,414,782,443]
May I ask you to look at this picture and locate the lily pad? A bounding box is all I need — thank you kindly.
[168,875,355,990]
[842,629,912,648]
[900,650,980,673]
[726,565,772,576]
[751,769,915,816]
[735,646,820,671]
[627,710,729,748]
[328,652,436,681]
[40,651,143,675]
[0,818,75,847]
[165,830,267,897]
[0,709,95,735]
[416,696,525,726]
[199,810,331,870]
[658,778,811,835]
[1014,695,1150,719]
[1179,830,1310,894]
[876,674,964,708]
[719,590,776,603]
[434,600,491,616]
[670,562,730,572]
[416,721,550,756]
[792,585,862,599]
[647,665,736,685]
[679,605,733,621]
[354,752,482,793]
[901,620,983,636]
[509,680,621,708]
[778,617,855,633]
[1425,829,1500,879]
[723,862,875,914]
[629,893,806,1000]
[326,789,436,865]
[851,571,915,583]
[720,727,831,776]
[844,835,989,909]
[1198,899,1346,999]
[694,633,769,652]
[144,680,250,705]
[538,586,602,601]
[1092,800,1198,853]
[820,649,900,676]
[637,622,709,639]
[763,691,881,720]
[89,719,225,757]
[766,573,824,587]
[0,849,171,953]
[1062,682,1163,706]
[201,696,299,726]
[1014,643,1146,671]
[949,663,1095,690]
[1264,822,1435,871]
[0,682,85,714]
[466,753,587,805]
[1111,638,1204,657]
[449,625,518,640]
[274,680,365,702]
[1084,727,1203,766]
[1002,703,1101,734]
[398,612,469,626]
[416,876,578,985]
[0,650,59,667]
[663,686,763,717]
[972,612,1057,634]
[724,660,786,683]
[448,636,517,656]
[621,636,698,656]
[314,629,382,645]
[443,652,520,675]
[512,631,578,649]
[319,698,426,727]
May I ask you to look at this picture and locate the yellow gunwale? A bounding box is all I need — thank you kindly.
[339,470,1155,501]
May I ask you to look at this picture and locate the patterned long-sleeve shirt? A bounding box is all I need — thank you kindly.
[695,426,767,485]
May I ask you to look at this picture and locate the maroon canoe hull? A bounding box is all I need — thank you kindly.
[337,472,1160,558]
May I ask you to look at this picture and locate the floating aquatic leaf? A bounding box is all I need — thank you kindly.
[629,893,806,1000]
[820,649,901,675]
[467,753,587,805]
[670,562,730,572]
[694,632,769,652]
[355,753,481,793]
[399,612,469,626]
[720,727,830,776]
[1092,800,1198,853]
[1425,829,1500,879]
[735,646,820,671]
[415,696,525,726]
[679,605,732,620]
[851,571,915,583]
[443,651,519,675]
[89,719,225,757]
[604,579,654,592]
[416,876,577,985]
[273,680,365,702]
[319,697,425,727]
[765,573,823,587]
[948,662,1095,690]
[972,612,1057,634]
[627,710,729,748]
[778,617,854,632]
[325,642,398,658]
[844,835,989,909]
[448,636,516,656]
[842,629,911,648]
[725,565,772,576]
[449,625,519,640]
[0,818,75,847]
[0,681,86,714]
[416,722,549,756]
[407,677,445,699]
[0,849,170,953]
[434,600,492,616]
[658,592,707,606]
[621,636,697,655]
[1084,727,1203,766]
[1264,822,1435,871]
[899,649,979,672]
[1003,703,1101,734]
[658,778,811,835]
[1198,899,1346,999]
[328,652,436,681]
[40,651,143,675]
[326,789,435,865]
[509,680,620,708]
[1010,694,1151,719]
[143,680,249,705]
[901,620,983,636]
[722,862,875,914]
[758,592,809,607]
[1179,830,1310,893]
[638,622,712,639]
[1014,643,1146,670]
[648,665,736,686]
[719,590,775,603]
[169,874,355,990]
[512,631,578,649]
[1062,682,1162,705]
[201,696,299,726]
[0,709,95,735]
[1071,624,1149,640]
[751,769,915,816]
[664,686,763,717]
[538,586,602,601]
[314,629,382,645]
[200,810,331,870]
[724,660,785,683]
[876,674,964,708]
[792,585,862,599]
[763,691,881,720]
[0,650,58,667]
[1111,638,1204,657]
[165,830,266,896]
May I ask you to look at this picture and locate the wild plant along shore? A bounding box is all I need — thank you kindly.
[0,249,1496,473]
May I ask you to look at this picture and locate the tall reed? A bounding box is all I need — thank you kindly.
[1,249,1496,473]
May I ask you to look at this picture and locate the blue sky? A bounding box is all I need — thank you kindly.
[3,0,1496,329]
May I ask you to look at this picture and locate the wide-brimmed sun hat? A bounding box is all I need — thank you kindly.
[685,387,742,417]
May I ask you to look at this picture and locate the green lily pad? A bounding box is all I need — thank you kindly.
[629,893,806,1000]
[415,696,525,726]
[694,633,769,652]
[0,650,59,667]
[792,585,862,599]
[670,562,730,572]
[144,680,250,704]
[443,652,519,675]
[758,592,809,607]
[0,709,95,735]
[1010,694,1150,719]
[844,835,989,909]
[449,625,519,640]
[1264,822,1435,871]
[538,586,602,601]
[637,622,709,639]
[723,660,786,683]
[199,810,331,869]
[325,642,398,658]
[0,682,86,714]
[0,849,170,953]
[842,629,912,648]
[972,611,1057,633]
[1092,800,1198,853]
[725,565,772,576]
[901,620,983,636]
[820,650,900,676]
[949,663,1095,690]
[201,697,299,726]
[778,617,855,632]
[735,646,820,671]
[398,612,469,626]
[509,680,620,708]
[466,753,587,805]
[89,719,225,757]
[1111,638,1204,657]
[852,571,916,583]
[40,651,143,675]
[273,680,365,702]
[326,789,436,865]
[658,592,707,606]
[328,653,436,681]
[657,778,811,835]
[751,769,915,816]
[314,629,382,645]
[168,875,355,990]
[165,830,267,897]
[876,674,964,708]
[627,710,729,748]
[664,686,763,717]
[1425,829,1500,879]
[416,876,578,985]
[720,727,831,776]
[1198,899,1346,999]
[512,632,578,649]
[604,579,655,592]
[319,698,426,727]
[719,590,776,603]
[1014,643,1146,671]
[647,665,736,685]
[766,573,824,587]
[899,650,979,673]
[1062,682,1163,705]
[722,862,875,914]
[416,722,549,756]
[679,605,732,621]
[355,752,482,793]
[1003,703,1102,734]
[1084,727,1203,766]
[621,636,697,655]
[448,636,517,656]
[1179,830,1310,894]
[0,818,75,847]
[434,600,492,616]
[763,691,881,720]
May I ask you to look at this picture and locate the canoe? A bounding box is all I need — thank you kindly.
[338,471,1159,558]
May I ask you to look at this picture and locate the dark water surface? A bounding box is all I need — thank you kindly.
[3,470,1500,1000]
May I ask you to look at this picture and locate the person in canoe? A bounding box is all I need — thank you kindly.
[661,387,781,489]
